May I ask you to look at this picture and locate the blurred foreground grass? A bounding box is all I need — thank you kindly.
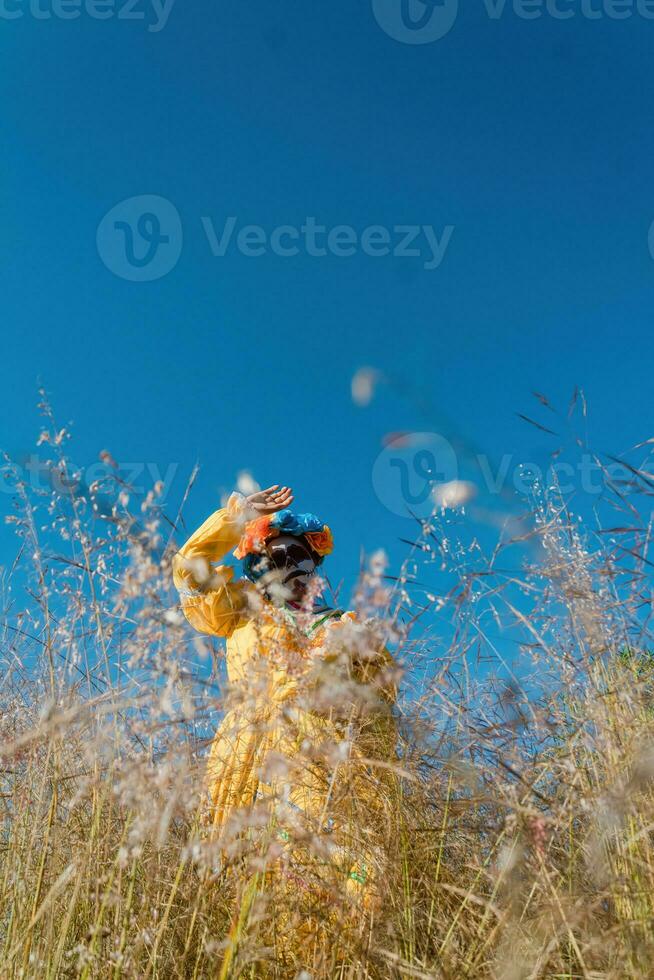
[3,408,654,978]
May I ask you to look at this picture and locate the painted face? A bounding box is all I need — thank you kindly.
[264,533,317,604]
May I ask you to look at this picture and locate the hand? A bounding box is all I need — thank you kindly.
[245,485,294,515]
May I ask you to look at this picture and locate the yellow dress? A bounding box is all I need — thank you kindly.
[172,494,398,935]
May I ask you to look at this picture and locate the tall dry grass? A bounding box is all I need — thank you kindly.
[2,404,654,977]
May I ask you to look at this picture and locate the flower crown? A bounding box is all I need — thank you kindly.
[233,509,334,563]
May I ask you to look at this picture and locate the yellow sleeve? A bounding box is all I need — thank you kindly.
[172,493,253,638]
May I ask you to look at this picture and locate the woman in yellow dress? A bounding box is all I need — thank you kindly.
[172,484,398,965]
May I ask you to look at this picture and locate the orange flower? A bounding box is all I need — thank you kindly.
[234,515,278,559]
[305,526,334,557]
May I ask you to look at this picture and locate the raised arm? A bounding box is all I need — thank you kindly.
[172,485,294,638]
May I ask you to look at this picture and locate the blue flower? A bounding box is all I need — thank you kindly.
[269,509,327,536]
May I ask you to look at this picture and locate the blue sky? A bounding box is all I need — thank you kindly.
[2,0,654,618]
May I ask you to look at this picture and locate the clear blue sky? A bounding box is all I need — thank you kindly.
[2,0,654,603]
